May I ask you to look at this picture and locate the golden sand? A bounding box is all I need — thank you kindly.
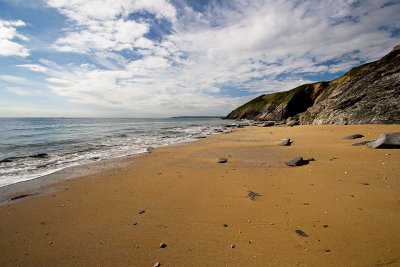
[1,124,400,266]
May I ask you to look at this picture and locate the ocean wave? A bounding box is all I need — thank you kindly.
[0,118,232,187]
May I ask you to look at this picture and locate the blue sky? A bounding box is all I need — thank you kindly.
[0,0,399,117]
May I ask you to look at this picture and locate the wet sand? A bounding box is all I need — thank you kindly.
[1,124,400,267]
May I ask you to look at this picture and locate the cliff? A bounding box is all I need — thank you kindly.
[226,45,400,124]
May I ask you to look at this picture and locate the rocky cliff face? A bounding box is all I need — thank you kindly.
[226,45,400,124]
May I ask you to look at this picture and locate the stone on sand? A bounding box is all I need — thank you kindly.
[367,132,400,149]
[285,157,310,167]
[295,229,308,237]
[218,157,228,163]
[344,134,364,140]
[279,138,292,146]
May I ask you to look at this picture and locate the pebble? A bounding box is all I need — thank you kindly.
[323,224,329,228]
[247,191,261,201]
[138,210,145,215]
[218,157,228,163]
[223,224,228,227]
[159,242,167,248]
[48,241,53,244]
[154,262,161,267]
[295,229,309,237]
[230,244,235,249]
[132,221,138,226]
[344,134,364,140]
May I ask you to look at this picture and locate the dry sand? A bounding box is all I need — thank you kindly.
[0,124,400,267]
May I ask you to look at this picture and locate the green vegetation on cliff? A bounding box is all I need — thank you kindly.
[226,45,400,124]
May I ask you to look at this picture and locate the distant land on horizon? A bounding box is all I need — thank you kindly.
[170,116,224,119]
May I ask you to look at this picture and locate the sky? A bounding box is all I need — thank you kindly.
[0,0,399,118]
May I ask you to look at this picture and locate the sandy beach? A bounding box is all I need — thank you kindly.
[1,124,400,267]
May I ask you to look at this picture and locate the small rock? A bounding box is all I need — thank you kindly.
[279,138,292,146]
[223,224,228,227]
[344,134,364,140]
[362,182,369,186]
[230,244,235,249]
[247,190,261,201]
[154,262,161,267]
[48,241,53,244]
[147,146,155,153]
[159,242,167,248]
[138,210,145,214]
[132,221,137,226]
[218,157,228,163]
[322,224,329,228]
[285,157,310,167]
[295,229,308,237]
[325,249,331,253]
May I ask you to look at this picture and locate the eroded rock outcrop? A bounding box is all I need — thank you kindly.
[226,45,400,124]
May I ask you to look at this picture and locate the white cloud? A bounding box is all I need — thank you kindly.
[21,0,400,116]
[0,20,29,57]
[45,0,176,53]
[0,74,29,84]
[6,87,32,96]
[18,64,48,72]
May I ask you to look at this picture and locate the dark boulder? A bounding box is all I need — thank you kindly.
[285,157,311,167]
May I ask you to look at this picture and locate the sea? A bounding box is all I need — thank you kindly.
[0,117,235,187]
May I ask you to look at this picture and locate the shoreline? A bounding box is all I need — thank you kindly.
[0,136,212,203]
[1,124,400,266]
